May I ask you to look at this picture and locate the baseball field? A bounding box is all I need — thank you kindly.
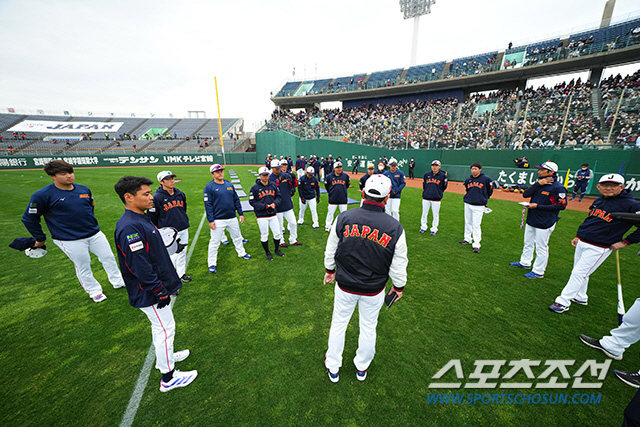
[1,165,639,427]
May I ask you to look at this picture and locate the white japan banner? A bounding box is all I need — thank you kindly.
[9,120,124,133]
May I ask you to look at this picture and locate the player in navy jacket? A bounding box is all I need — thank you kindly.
[550,173,640,314]
[510,162,567,278]
[298,166,321,228]
[322,156,334,182]
[114,175,197,392]
[324,161,350,231]
[383,158,406,220]
[250,167,284,260]
[461,162,493,252]
[147,170,191,282]
[269,159,301,246]
[359,163,376,206]
[22,160,124,302]
[421,160,448,235]
[571,163,593,202]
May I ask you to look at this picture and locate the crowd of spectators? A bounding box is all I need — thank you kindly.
[266,70,640,150]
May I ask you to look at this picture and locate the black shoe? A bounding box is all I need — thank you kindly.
[180,274,192,282]
[265,252,274,261]
[614,370,640,388]
[275,250,285,257]
[579,334,622,360]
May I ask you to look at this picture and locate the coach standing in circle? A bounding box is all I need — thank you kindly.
[323,174,408,383]
[22,160,124,303]
[324,161,350,231]
[147,170,192,282]
[250,167,284,261]
[298,166,321,229]
[509,161,567,279]
[420,160,448,235]
[460,162,493,253]
[383,158,406,221]
[269,159,301,247]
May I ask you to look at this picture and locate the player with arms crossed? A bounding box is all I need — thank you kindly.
[22,160,124,302]
[269,159,301,247]
[324,161,350,231]
[510,161,567,279]
[114,176,197,392]
[249,167,284,260]
[460,162,493,253]
[297,166,321,229]
[420,160,448,235]
[549,174,640,313]
[323,174,408,382]
[383,158,406,221]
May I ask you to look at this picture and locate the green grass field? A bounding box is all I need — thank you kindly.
[1,165,639,427]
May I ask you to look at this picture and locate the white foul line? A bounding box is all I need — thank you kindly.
[120,212,208,427]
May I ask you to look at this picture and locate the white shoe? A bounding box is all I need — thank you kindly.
[159,369,198,392]
[113,283,126,289]
[91,293,107,303]
[174,349,190,362]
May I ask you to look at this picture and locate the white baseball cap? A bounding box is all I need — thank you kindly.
[364,174,392,198]
[367,163,375,168]
[271,159,281,167]
[157,170,176,182]
[432,160,441,166]
[210,164,224,173]
[306,166,314,173]
[389,158,398,165]
[258,166,270,175]
[536,161,558,173]
[598,173,625,185]
[334,161,343,167]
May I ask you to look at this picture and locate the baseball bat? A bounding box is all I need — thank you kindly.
[616,250,625,326]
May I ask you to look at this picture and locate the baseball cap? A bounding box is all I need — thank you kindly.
[210,164,224,173]
[367,163,375,169]
[334,161,343,167]
[157,170,176,182]
[389,158,398,165]
[536,161,558,173]
[306,166,314,173]
[258,166,270,175]
[432,160,441,166]
[271,159,281,168]
[598,173,625,185]
[364,174,392,198]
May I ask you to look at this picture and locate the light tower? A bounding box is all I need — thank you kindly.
[399,0,436,66]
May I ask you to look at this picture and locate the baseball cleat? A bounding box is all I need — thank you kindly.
[240,254,252,260]
[242,239,249,243]
[549,303,569,313]
[524,272,544,279]
[570,298,588,306]
[292,241,302,246]
[459,240,470,245]
[473,248,479,253]
[579,335,622,360]
[327,369,339,383]
[159,369,198,392]
[614,370,640,388]
[509,262,531,269]
[221,240,229,245]
[174,349,190,362]
[430,231,437,236]
[297,222,303,226]
[208,265,217,273]
[280,242,287,248]
[419,229,426,233]
[91,293,107,303]
[113,283,126,289]
[356,369,368,382]
[180,274,192,282]
[275,249,285,257]
[325,228,330,232]
[313,226,319,230]
[265,253,274,261]
[569,197,575,201]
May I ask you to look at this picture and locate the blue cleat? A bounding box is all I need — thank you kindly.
[240,254,252,260]
[549,303,568,313]
[327,369,339,383]
[208,265,217,273]
[356,369,367,382]
[221,240,229,246]
[524,271,544,279]
[242,239,248,243]
[509,262,531,269]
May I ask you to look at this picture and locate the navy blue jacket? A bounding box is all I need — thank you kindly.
[577,189,640,247]
[22,183,100,241]
[147,187,189,231]
[522,176,567,229]
[115,209,182,308]
[359,173,373,190]
[295,158,305,171]
[249,179,281,218]
[270,171,297,212]
[422,170,448,201]
[204,179,243,221]
[322,160,334,176]
[299,174,320,200]
[575,168,593,181]
[383,169,406,199]
[325,172,350,204]
[463,173,493,206]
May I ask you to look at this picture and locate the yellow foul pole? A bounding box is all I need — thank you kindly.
[564,168,571,189]
[214,76,226,165]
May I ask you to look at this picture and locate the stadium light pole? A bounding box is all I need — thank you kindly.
[399,0,436,66]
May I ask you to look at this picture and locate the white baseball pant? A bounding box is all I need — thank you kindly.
[53,230,124,298]
[421,200,441,233]
[325,204,347,230]
[519,224,555,275]
[385,198,401,221]
[208,218,247,266]
[171,228,188,277]
[277,209,298,244]
[257,216,282,241]
[325,284,385,373]
[463,203,485,249]
[555,239,611,307]
[599,298,640,359]
[140,303,176,374]
[298,198,319,228]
